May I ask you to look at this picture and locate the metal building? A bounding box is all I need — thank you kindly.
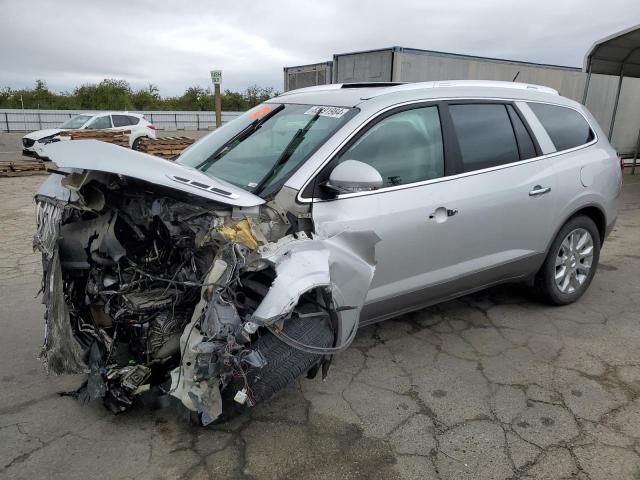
[332,47,585,98]
[283,62,333,92]
[583,24,640,163]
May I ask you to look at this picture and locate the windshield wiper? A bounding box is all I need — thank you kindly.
[253,110,322,195]
[196,104,285,169]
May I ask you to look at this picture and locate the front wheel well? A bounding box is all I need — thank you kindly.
[570,206,606,244]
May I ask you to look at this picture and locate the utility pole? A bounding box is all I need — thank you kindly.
[210,70,222,128]
[20,95,26,131]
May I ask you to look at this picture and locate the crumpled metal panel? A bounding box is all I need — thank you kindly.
[252,230,379,345]
[40,248,88,374]
[169,260,228,422]
[251,245,331,323]
[44,140,265,207]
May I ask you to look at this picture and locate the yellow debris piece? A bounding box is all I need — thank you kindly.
[218,219,259,250]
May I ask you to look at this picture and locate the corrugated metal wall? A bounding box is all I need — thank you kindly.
[333,50,394,83]
[283,63,333,92]
[394,50,586,99]
[0,109,242,133]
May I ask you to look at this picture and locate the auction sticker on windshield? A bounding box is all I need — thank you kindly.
[304,106,349,118]
[249,104,273,120]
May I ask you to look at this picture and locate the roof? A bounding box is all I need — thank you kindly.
[584,24,640,77]
[273,81,562,108]
[78,112,144,117]
[332,46,581,72]
[283,61,333,71]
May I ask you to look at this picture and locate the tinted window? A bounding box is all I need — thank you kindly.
[86,115,112,129]
[507,105,536,160]
[112,115,131,127]
[337,106,444,187]
[449,104,519,172]
[127,116,140,125]
[528,103,594,151]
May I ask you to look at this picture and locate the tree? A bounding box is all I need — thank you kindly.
[0,79,280,111]
[130,84,161,110]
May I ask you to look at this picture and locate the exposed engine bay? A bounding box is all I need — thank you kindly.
[34,159,377,425]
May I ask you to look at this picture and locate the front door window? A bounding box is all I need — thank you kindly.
[336,106,444,187]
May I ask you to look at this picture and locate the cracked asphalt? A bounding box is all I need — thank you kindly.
[1,171,640,480]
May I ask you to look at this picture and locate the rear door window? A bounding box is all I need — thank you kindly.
[449,104,520,172]
[527,103,594,151]
[127,116,140,125]
[112,115,131,127]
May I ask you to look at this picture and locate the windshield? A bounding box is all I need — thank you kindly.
[178,103,356,194]
[60,115,92,129]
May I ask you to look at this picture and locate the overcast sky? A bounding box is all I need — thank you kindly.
[1,0,638,95]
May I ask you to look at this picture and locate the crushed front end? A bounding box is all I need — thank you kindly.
[33,165,376,424]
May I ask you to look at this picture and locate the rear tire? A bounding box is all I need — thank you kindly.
[131,137,144,151]
[536,215,600,305]
[215,306,333,423]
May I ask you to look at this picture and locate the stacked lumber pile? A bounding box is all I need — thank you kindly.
[138,137,195,159]
[0,159,47,177]
[62,129,130,147]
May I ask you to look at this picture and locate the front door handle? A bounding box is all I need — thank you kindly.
[529,185,551,196]
[429,207,458,221]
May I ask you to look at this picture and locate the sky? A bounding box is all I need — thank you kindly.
[1,0,639,96]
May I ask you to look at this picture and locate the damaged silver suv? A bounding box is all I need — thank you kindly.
[34,80,621,424]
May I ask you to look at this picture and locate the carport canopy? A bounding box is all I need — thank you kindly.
[583,24,640,141]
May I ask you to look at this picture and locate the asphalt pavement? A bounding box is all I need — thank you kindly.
[1,170,640,479]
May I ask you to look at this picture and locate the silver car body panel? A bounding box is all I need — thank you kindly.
[278,82,620,323]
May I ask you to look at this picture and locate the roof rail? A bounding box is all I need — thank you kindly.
[363,80,559,99]
[341,82,405,88]
[280,80,559,98]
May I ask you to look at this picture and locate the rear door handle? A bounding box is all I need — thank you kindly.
[529,185,551,196]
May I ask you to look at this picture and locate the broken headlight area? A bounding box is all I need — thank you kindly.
[33,173,339,423]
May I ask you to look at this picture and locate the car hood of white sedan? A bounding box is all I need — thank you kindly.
[45,140,265,207]
[24,128,64,141]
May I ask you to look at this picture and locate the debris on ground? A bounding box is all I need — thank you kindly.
[137,136,195,159]
[0,159,47,177]
[61,129,131,147]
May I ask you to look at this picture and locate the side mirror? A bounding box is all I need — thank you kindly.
[326,160,383,194]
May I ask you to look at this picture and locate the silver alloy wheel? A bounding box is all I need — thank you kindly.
[554,227,594,294]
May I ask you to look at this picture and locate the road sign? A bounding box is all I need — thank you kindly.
[210,70,222,85]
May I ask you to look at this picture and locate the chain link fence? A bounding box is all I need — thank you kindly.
[0,109,242,132]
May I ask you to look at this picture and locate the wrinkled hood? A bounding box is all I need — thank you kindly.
[44,140,265,207]
[24,128,64,141]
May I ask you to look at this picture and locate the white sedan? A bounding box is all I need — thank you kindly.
[22,112,157,159]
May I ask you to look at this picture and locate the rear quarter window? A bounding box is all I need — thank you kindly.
[528,103,594,151]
